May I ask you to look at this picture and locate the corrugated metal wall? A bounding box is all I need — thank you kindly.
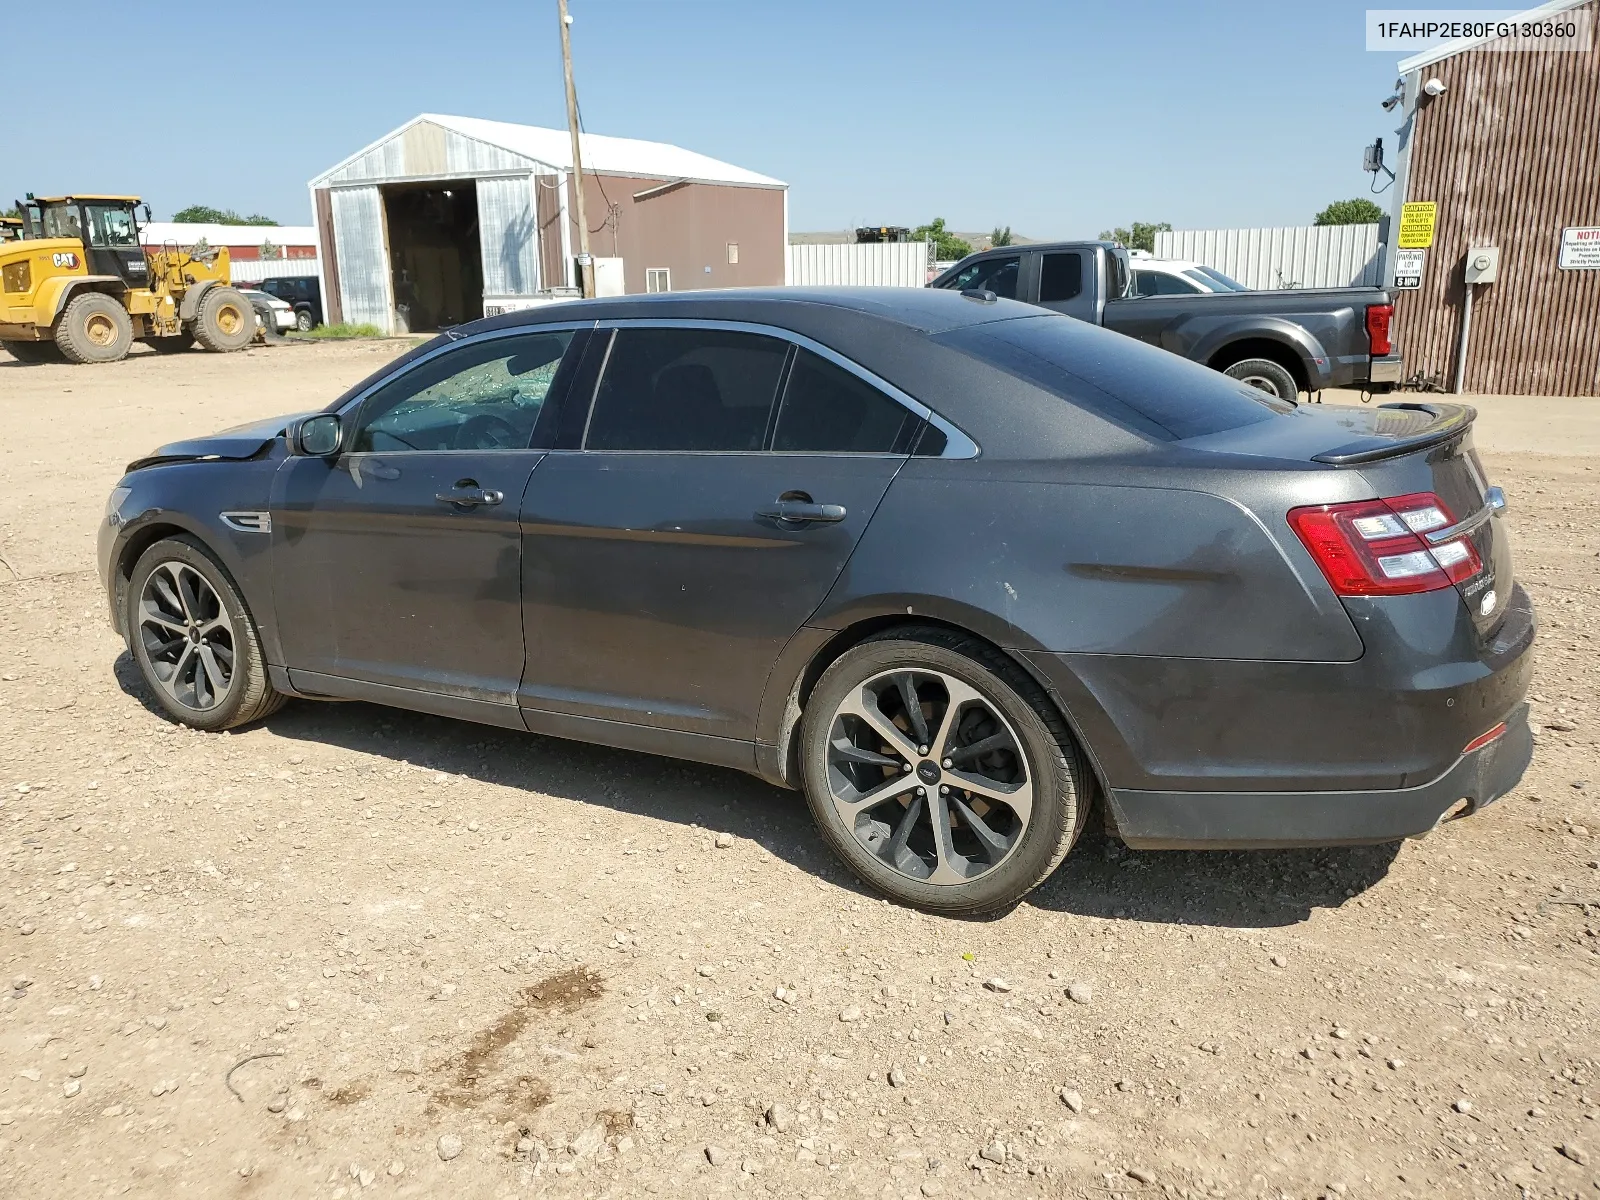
[1395,3,1600,395]
[785,241,927,287]
[229,259,321,283]
[322,119,537,185]
[476,176,541,296]
[1154,226,1382,289]
[330,187,390,329]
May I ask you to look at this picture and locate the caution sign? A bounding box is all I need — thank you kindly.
[1393,248,1425,289]
[1398,202,1437,249]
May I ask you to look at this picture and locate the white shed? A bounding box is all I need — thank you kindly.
[308,114,787,334]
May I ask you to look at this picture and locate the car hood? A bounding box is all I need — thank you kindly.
[127,412,311,472]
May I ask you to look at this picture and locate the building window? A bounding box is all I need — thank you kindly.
[646,267,671,293]
[726,243,739,265]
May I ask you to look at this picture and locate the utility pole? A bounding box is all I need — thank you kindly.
[558,0,594,298]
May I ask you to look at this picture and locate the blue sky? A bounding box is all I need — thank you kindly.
[4,0,1412,237]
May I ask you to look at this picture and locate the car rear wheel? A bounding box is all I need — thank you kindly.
[800,629,1087,915]
[1223,357,1300,403]
[295,309,314,332]
[126,536,285,731]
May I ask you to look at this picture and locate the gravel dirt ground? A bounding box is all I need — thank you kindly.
[1,342,1596,1200]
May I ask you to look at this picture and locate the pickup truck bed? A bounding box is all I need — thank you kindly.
[930,242,1404,399]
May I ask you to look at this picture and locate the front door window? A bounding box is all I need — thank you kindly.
[351,330,574,453]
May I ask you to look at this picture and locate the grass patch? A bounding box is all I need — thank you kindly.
[289,322,384,340]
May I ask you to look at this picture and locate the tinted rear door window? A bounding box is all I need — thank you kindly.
[936,314,1289,440]
[772,349,913,453]
[585,328,787,451]
[1038,253,1083,302]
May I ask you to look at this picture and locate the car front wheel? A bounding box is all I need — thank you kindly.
[800,628,1087,915]
[295,309,314,332]
[126,536,285,731]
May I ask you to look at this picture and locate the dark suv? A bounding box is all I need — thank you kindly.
[254,276,322,331]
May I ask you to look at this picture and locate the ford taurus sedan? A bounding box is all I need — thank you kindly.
[98,288,1534,914]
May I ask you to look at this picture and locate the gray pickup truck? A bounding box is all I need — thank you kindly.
[930,241,1404,401]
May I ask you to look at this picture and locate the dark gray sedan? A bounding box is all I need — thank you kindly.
[98,289,1534,914]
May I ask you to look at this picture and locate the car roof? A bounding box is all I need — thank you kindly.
[473,286,1047,337]
[1131,259,1202,273]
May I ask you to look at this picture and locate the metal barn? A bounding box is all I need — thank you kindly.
[1381,0,1600,394]
[308,114,787,334]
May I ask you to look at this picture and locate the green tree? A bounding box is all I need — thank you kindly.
[1097,221,1172,254]
[1314,198,1384,226]
[2,203,19,219]
[910,217,972,261]
[990,225,1014,248]
[171,205,277,226]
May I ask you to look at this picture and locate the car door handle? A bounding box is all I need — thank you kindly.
[435,487,504,508]
[756,500,847,524]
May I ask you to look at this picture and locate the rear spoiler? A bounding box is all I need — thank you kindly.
[1310,402,1476,466]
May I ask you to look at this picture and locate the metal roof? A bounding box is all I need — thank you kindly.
[1397,0,1591,71]
[138,222,317,247]
[310,113,785,190]
[34,194,141,203]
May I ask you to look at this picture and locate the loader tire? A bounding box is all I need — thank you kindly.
[56,293,134,364]
[192,286,255,353]
[2,340,64,364]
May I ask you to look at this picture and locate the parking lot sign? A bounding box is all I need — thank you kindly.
[1398,202,1437,249]
[1394,248,1425,289]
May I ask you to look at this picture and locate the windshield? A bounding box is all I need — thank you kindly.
[1191,265,1250,292]
[85,204,139,248]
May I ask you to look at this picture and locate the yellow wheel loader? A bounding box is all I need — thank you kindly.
[0,216,22,243]
[0,195,256,365]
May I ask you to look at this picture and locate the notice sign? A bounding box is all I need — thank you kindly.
[1559,226,1600,269]
[1394,248,1426,289]
[1398,202,1437,248]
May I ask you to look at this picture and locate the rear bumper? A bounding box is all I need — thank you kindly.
[1108,704,1532,848]
[1368,354,1404,383]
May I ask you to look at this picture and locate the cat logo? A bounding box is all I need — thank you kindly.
[51,251,80,269]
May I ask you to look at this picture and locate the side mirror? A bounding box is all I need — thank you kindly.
[291,414,342,457]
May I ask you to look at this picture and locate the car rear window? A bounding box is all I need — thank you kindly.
[935,314,1290,441]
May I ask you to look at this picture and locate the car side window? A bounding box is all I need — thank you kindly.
[945,255,1020,300]
[1038,252,1083,302]
[350,330,575,453]
[1131,270,1201,297]
[772,348,913,453]
[585,328,788,452]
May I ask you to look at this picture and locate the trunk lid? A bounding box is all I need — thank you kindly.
[1183,402,1512,635]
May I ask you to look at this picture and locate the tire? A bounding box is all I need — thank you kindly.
[55,293,134,364]
[2,340,64,364]
[149,333,195,354]
[295,309,314,332]
[125,535,286,732]
[1223,357,1300,403]
[799,628,1087,915]
[191,286,256,353]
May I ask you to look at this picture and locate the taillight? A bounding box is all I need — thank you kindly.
[1365,303,1393,356]
[1288,491,1480,596]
